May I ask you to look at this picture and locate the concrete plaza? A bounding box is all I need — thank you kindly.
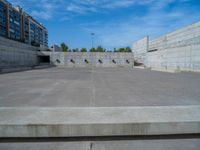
[0,67,200,107]
[0,67,200,150]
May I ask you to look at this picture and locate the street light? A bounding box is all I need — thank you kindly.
[91,33,95,48]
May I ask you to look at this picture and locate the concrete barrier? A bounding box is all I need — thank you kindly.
[0,106,199,138]
[48,52,134,68]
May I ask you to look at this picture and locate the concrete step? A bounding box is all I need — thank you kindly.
[0,106,199,138]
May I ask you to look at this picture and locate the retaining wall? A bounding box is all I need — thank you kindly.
[133,21,200,72]
[146,44,200,72]
[132,37,149,64]
[0,37,39,72]
[149,22,200,51]
[49,52,134,68]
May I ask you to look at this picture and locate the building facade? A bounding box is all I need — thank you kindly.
[50,44,62,52]
[0,0,7,37]
[0,0,48,47]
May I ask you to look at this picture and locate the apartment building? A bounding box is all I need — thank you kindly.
[0,0,48,47]
[0,0,7,37]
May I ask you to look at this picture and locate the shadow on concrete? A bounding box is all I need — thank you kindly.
[134,60,144,67]
[0,65,56,75]
[0,134,200,143]
[0,53,59,74]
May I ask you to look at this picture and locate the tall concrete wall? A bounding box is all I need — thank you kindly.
[48,52,134,68]
[133,21,200,72]
[132,36,149,64]
[149,22,200,51]
[0,37,38,72]
[146,44,200,72]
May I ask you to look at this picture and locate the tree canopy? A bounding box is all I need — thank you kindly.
[96,46,105,52]
[115,47,132,53]
[89,48,96,52]
[59,43,132,53]
[80,48,87,52]
[60,43,68,52]
[72,48,79,52]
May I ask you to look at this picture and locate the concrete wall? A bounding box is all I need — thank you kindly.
[132,36,149,64]
[0,36,134,72]
[133,21,200,72]
[149,22,200,51]
[146,44,200,72]
[48,52,134,68]
[0,37,38,72]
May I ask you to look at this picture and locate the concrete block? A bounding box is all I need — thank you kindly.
[0,106,199,138]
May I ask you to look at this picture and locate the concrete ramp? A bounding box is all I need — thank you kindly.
[0,106,199,138]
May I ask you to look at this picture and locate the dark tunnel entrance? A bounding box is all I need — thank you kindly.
[38,56,50,64]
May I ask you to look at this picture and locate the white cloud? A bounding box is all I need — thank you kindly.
[8,0,200,48]
[31,10,52,20]
[8,0,147,20]
[66,0,152,13]
[80,1,200,49]
[8,0,180,19]
[66,3,97,14]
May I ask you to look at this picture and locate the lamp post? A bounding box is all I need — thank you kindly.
[91,33,95,48]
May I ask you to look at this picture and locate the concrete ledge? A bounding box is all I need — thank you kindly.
[0,106,199,138]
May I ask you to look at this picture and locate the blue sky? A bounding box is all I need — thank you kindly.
[9,0,200,50]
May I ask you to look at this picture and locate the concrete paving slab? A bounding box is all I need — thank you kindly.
[0,106,199,137]
[0,67,200,107]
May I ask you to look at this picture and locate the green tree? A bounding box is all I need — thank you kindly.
[96,46,105,52]
[118,48,126,52]
[60,43,68,52]
[90,48,96,52]
[72,48,79,52]
[80,48,87,52]
[125,47,132,52]
[116,47,132,53]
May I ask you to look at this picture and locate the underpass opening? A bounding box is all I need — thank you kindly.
[38,56,50,65]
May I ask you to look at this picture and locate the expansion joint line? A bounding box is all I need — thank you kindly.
[90,67,96,107]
